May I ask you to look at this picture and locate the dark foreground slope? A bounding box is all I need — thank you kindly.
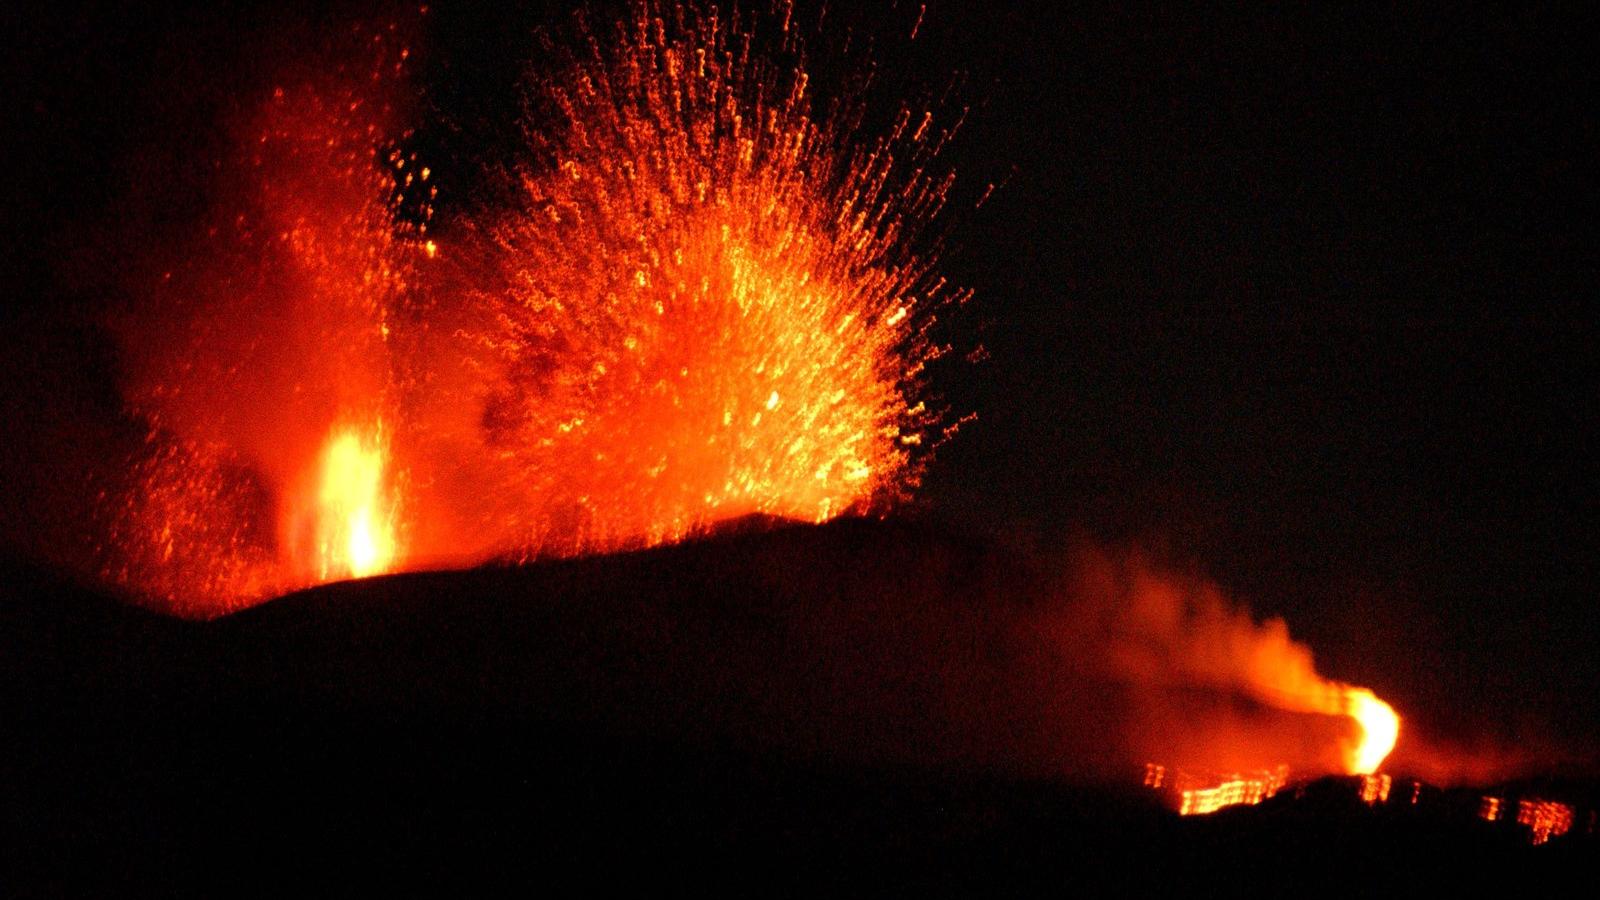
[3,520,1593,894]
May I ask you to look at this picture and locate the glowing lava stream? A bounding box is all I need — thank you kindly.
[1345,687,1400,775]
[313,424,399,581]
[1255,680,1399,775]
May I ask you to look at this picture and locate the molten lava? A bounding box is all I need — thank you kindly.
[1145,764,1290,816]
[309,424,399,581]
[1358,773,1392,805]
[1344,688,1401,775]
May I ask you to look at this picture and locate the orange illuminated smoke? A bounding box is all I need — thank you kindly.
[1110,565,1402,776]
[310,424,399,581]
[1231,637,1400,776]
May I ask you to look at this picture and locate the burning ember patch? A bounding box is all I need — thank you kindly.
[304,423,400,582]
[1480,795,1504,822]
[1515,799,1574,845]
[1358,773,1391,805]
[1145,764,1291,816]
[1477,794,1582,845]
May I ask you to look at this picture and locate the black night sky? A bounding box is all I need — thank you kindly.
[3,0,1597,771]
[914,2,1598,756]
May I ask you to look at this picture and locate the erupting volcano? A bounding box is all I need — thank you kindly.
[11,2,1599,889]
[103,1,959,612]
[86,0,1412,791]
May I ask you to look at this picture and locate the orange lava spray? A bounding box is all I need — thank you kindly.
[456,0,966,556]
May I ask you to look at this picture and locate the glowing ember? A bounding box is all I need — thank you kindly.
[1143,762,1166,789]
[1515,799,1574,845]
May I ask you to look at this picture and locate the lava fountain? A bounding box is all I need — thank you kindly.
[451,0,967,556]
[306,423,400,582]
[102,2,964,611]
[104,19,423,615]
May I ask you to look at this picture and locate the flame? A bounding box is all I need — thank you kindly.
[311,424,399,581]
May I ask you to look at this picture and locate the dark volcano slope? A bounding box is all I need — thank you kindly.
[207,517,1134,777]
[1,520,1138,892]
[3,521,1591,894]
